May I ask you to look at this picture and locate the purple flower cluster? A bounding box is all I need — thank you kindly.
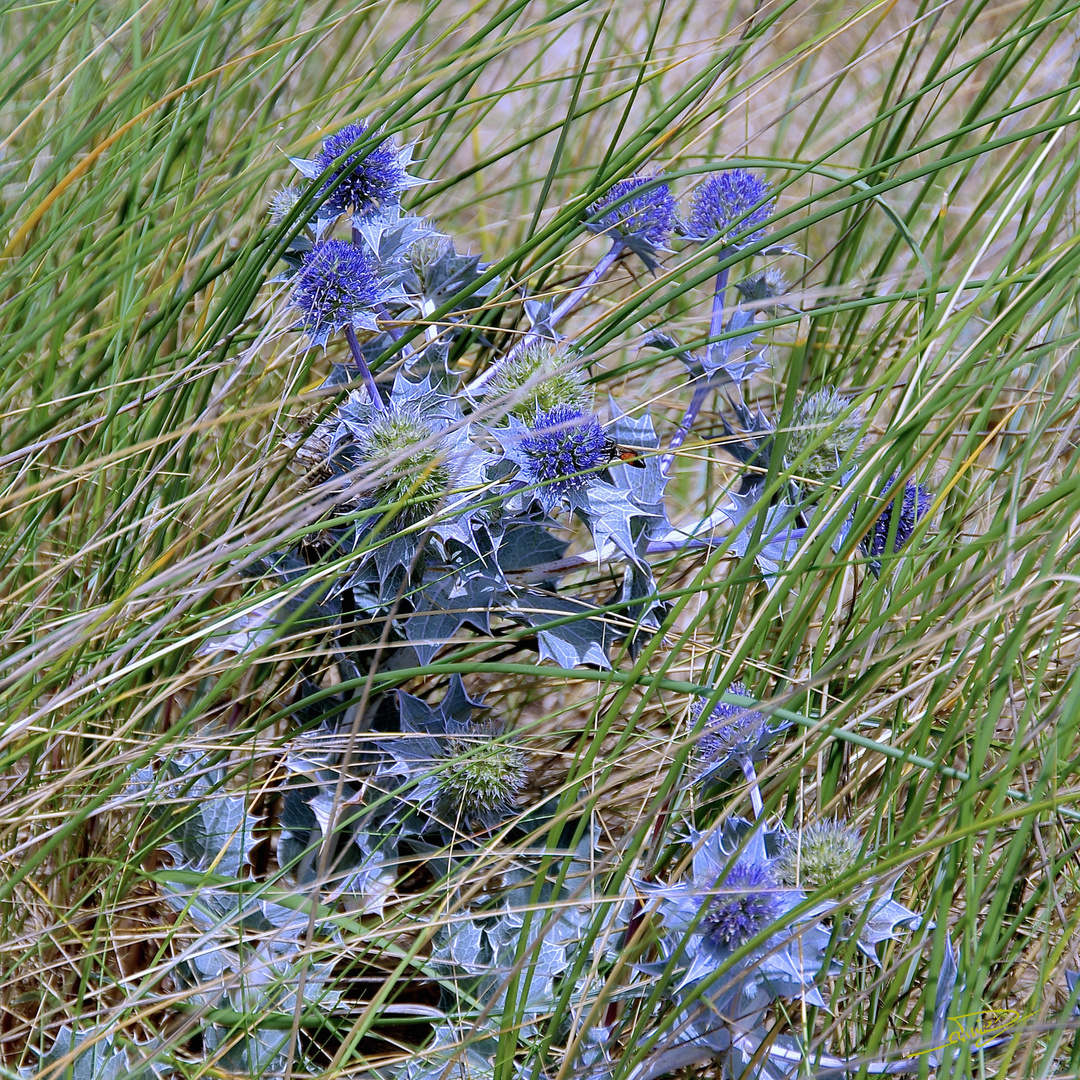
[518,405,609,497]
[586,176,676,248]
[684,169,774,248]
[866,479,932,559]
[316,121,411,220]
[702,860,782,950]
[292,240,381,346]
[694,680,767,762]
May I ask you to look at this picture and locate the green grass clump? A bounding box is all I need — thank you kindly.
[2,0,1080,1077]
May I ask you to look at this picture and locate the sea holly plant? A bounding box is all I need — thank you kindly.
[84,124,959,1080]
[373,675,529,841]
[272,126,900,661]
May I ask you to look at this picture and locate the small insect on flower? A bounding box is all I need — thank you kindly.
[682,169,775,249]
[600,434,647,469]
[508,404,646,503]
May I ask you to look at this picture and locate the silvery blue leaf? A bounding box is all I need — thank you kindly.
[496,524,568,573]
[569,481,658,564]
[19,1026,148,1080]
[517,593,613,670]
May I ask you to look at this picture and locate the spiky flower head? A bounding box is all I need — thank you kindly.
[407,231,453,281]
[586,176,676,246]
[376,677,528,835]
[683,169,775,248]
[357,405,454,522]
[434,722,528,828]
[735,268,788,309]
[269,185,307,224]
[775,819,863,890]
[784,387,864,486]
[323,374,491,538]
[291,240,382,346]
[864,477,933,562]
[515,405,609,499]
[314,121,412,220]
[703,861,783,950]
[585,176,676,270]
[481,343,593,421]
[691,681,786,782]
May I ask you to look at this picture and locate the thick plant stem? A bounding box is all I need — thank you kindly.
[660,380,709,477]
[345,325,385,410]
[660,263,729,476]
[741,756,764,818]
[466,239,624,394]
[705,262,730,368]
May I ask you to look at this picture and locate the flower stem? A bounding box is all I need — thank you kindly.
[344,325,385,410]
[660,262,730,477]
[659,380,709,477]
[741,756,764,818]
[466,238,624,394]
[705,262,730,368]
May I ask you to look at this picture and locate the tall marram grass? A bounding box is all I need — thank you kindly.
[2,0,1080,1078]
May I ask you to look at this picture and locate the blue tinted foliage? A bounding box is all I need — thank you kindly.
[102,118,951,1080]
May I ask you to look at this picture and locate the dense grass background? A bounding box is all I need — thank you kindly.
[3,0,1080,1077]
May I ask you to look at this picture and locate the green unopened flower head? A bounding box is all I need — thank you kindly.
[734,268,788,313]
[436,723,528,828]
[784,386,863,485]
[482,343,592,421]
[408,231,453,287]
[775,819,863,890]
[269,185,307,224]
[360,406,453,522]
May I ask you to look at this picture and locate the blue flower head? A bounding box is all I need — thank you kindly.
[644,825,832,1019]
[703,860,783,950]
[585,176,676,270]
[315,121,412,220]
[864,477,932,569]
[516,405,609,499]
[692,681,788,783]
[683,169,775,248]
[291,240,382,346]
